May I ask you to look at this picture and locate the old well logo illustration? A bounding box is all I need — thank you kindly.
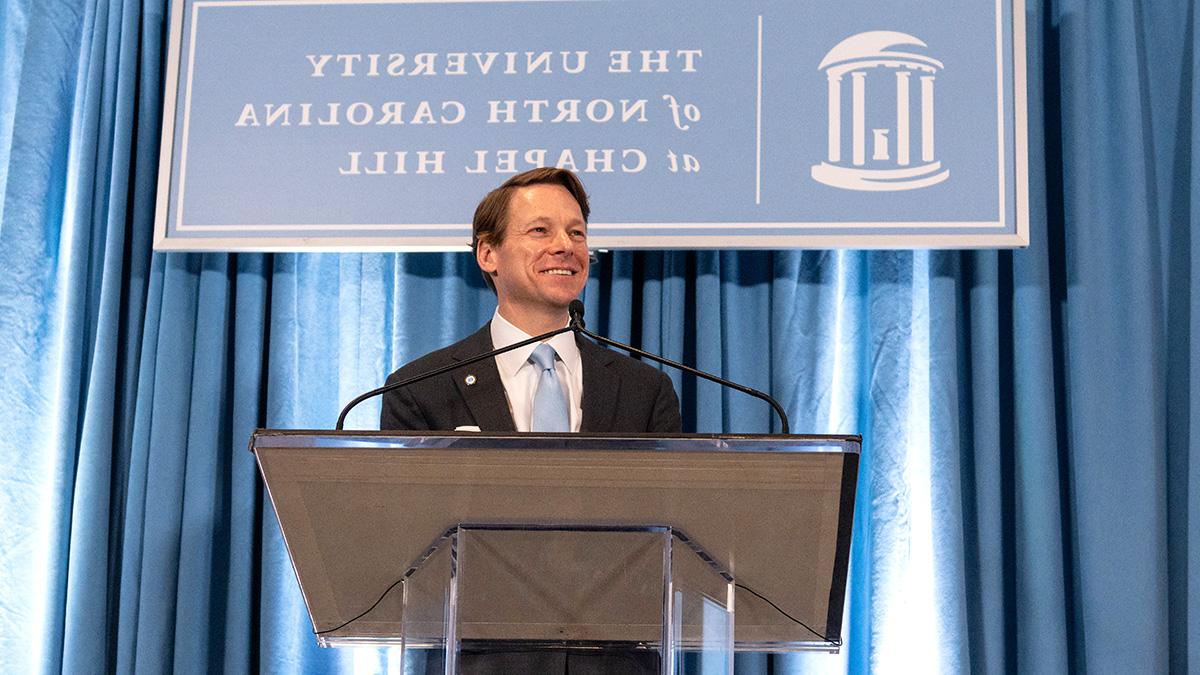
[811,31,950,191]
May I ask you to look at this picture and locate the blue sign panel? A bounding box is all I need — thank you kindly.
[154,0,1028,250]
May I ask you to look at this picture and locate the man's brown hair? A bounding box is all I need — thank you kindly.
[471,167,590,291]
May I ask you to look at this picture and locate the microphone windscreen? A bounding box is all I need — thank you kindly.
[568,299,585,327]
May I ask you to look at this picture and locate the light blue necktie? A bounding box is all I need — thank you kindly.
[529,343,569,432]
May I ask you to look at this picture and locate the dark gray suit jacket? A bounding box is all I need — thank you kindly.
[380,323,682,433]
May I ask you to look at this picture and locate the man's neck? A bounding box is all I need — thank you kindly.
[496,304,570,337]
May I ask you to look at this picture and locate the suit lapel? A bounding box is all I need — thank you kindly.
[450,324,517,432]
[579,334,619,432]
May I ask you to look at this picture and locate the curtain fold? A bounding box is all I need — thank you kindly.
[1,0,1197,674]
[1186,5,1200,673]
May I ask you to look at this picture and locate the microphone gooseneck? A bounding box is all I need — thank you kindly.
[565,302,790,434]
[335,323,573,430]
[338,297,791,434]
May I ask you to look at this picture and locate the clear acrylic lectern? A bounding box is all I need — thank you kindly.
[251,432,859,674]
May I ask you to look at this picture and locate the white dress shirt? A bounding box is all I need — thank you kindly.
[490,310,583,432]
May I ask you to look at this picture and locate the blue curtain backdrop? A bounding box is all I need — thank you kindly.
[0,0,1197,673]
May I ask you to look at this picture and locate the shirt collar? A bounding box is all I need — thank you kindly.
[490,309,581,378]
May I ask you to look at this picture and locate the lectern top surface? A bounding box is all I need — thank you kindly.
[251,430,861,456]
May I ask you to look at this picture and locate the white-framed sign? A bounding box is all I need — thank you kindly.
[155,0,1029,251]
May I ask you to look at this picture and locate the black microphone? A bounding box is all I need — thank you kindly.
[566,301,791,434]
[335,322,573,430]
[568,299,586,330]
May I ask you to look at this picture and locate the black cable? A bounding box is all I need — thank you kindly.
[315,575,840,648]
[733,582,841,647]
[314,576,406,635]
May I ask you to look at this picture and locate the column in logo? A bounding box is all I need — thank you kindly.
[811,31,950,192]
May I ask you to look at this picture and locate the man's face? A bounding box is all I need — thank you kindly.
[477,183,589,321]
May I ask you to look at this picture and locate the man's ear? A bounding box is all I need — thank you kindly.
[476,239,497,275]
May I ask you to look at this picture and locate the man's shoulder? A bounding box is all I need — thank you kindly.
[575,333,682,433]
[386,324,491,384]
[577,335,670,382]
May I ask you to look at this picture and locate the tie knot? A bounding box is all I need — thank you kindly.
[529,343,558,371]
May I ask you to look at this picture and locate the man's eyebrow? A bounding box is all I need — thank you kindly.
[517,216,587,228]
[515,216,552,229]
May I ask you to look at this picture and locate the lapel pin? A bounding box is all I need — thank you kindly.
[464,374,477,386]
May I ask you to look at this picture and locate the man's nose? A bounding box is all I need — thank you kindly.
[548,228,572,251]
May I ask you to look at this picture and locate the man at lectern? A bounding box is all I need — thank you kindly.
[380,170,677,673]
[379,167,682,435]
